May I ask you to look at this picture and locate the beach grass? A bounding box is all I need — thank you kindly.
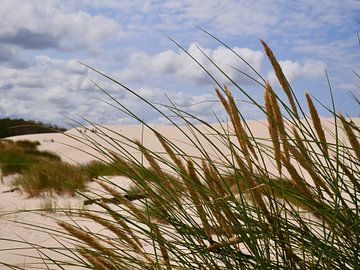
[2,38,360,269]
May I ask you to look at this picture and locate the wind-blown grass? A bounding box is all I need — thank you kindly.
[2,38,360,269]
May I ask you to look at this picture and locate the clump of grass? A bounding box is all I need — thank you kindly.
[5,37,360,269]
[0,139,93,196]
[81,160,122,178]
[0,140,60,176]
[13,159,90,197]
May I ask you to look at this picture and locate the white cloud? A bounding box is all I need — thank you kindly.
[267,59,326,85]
[0,55,227,125]
[119,43,264,86]
[0,0,122,51]
[0,0,358,125]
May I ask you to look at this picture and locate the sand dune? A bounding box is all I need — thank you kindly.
[0,118,358,268]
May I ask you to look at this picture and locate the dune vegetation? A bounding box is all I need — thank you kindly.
[3,37,360,269]
[0,139,117,196]
[0,139,60,177]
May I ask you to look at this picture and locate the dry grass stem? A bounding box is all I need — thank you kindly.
[136,139,181,203]
[233,151,269,218]
[266,82,290,162]
[155,132,187,173]
[99,202,143,248]
[305,92,329,157]
[281,155,312,197]
[224,85,258,160]
[182,160,211,235]
[81,211,144,255]
[215,88,231,116]
[292,127,310,159]
[338,159,360,193]
[260,39,299,118]
[77,247,118,270]
[339,113,360,161]
[98,181,149,224]
[288,145,332,198]
[265,82,282,175]
[152,225,171,270]
[58,221,116,257]
[224,85,258,166]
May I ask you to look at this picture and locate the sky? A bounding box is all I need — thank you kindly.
[0,0,359,126]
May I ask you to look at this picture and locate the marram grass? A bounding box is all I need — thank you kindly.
[2,39,360,270]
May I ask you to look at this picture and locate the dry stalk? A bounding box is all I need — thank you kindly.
[77,247,117,270]
[155,131,187,173]
[281,155,313,197]
[233,151,269,218]
[225,85,258,160]
[339,113,360,161]
[97,181,149,224]
[58,221,116,258]
[99,202,143,248]
[81,211,144,255]
[265,82,282,175]
[292,127,310,159]
[260,39,299,118]
[207,236,243,252]
[136,139,181,204]
[287,145,333,198]
[152,225,172,270]
[267,82,290,162]
[216,87,255,170]
[207,163,226,197]
[183,159,211,236]
[202,161,236,235]
[215,88,231,116]
[305,92,329,157]
[110,151,139,178]
[338,159,360,193]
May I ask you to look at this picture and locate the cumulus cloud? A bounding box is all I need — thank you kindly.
[0,0,358,124]
[0,55,226,125]
[119,43,264,85]
[0,44,28,68]
[66,0,360,39]
[0,0,122,51]
[266,59,327,85]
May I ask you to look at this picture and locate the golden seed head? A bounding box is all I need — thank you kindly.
[261,39,299,118]
[305,92,328,157]
[339,113,360,161]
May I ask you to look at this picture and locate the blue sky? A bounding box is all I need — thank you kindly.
[0,0,359,126]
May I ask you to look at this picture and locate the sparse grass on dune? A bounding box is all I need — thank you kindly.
[81,160,126,179]
[2,37,360,269]
[0,139,95,196]
[13,159,90,197]
[0,140,60,176]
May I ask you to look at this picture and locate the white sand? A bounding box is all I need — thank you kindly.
[0,118,358,268]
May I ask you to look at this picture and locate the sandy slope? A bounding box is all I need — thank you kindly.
[0,118,358,268]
